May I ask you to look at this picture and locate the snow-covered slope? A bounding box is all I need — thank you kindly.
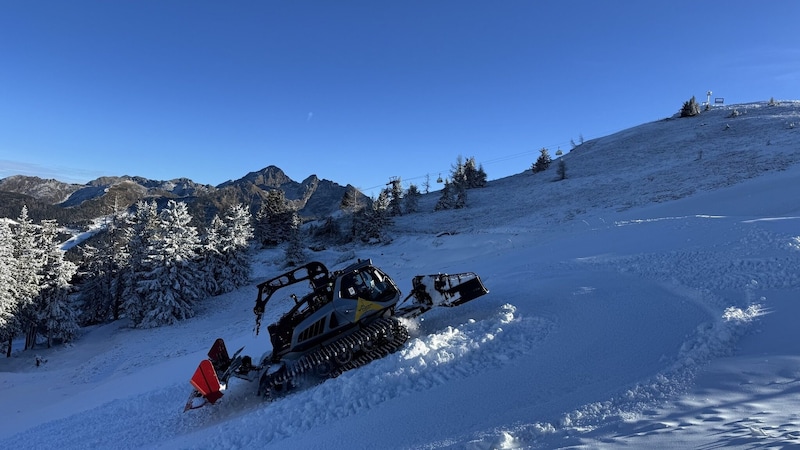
[1,101,799,449]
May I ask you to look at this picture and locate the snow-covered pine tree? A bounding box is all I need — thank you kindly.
[283,212,306,266]
[404,184,421,214]
[254,203,269,247]
[225,203,253,249]
[36,219,79,347]
[105,198,128,321]
[77,244,113,324]
[222,203,253,289]
[0,221,19,356]
[121,200,159,326]
[12,206,44,351]
[199,204,252,297]
[199,214,226,296]
[78,206,127,324]
[363,189,392,243]
[135,200,203,328]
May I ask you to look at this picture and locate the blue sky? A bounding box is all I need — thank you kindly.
[1,1,798,196]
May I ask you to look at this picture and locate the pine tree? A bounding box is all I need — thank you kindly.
[404,184,421,214]
[388,177,403,216]
[464,157,487,188]
[351,209,371,243]
[36,219,79,347]
[199,204,251,297]
[121,200,159,326]
[12,206,44,351]
[224,203,253,249]
[78,205,127,324]
[255,190,294,247]
[340,185,364,212]
[222,204,253,289]
[435,179,456,211]
[375,188,392,218]
[311,216,341,243]
[341,186,366,242]
[283,213,306,266]
[557,159,567,180]
[0,221,18,356]
[199,214,226,296]
[450,157,468,208]
[360,190,392,243]
[680,96,700,117]
[77,244,112,324]
[454,179,467,209]
[106,198,128,321]
[135,200,203,328]
[532,148,552,173]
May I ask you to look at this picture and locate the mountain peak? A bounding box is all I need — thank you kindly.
[220,165,291,189]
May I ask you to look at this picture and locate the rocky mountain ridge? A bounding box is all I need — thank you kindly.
[0,166,364,225]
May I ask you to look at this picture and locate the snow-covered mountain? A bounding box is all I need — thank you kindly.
[0,166,362,226]
[0,175,83,204]
[1,100,799,449]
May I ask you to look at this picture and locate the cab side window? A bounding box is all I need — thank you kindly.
[340,270,396,301]
[340,274,360,299]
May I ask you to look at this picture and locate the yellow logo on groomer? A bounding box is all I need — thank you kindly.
[355,297,382,321]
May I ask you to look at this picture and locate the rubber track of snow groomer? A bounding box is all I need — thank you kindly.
[258,317,409,399]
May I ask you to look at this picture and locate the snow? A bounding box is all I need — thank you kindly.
[2,101,800,449]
